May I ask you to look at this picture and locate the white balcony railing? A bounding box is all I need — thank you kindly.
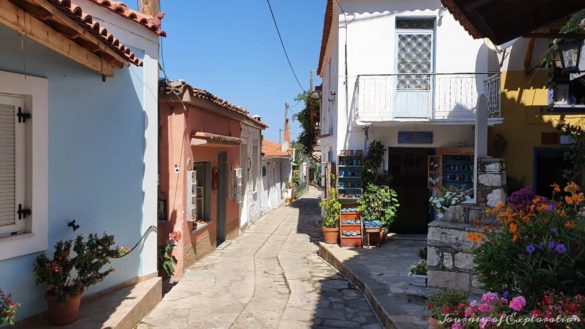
[351,73,501,123]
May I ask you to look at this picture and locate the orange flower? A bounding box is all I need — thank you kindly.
[538,204,549,212]
[566,195,575,205]
[512,234,519,242]
[575,193,584,204]
[509,223,518,234]
[551,183,561,193]
[466,232,484,245]
[565,221,576,229]
[565,182,580,194]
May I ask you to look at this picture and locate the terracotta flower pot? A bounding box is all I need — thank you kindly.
[322,227,339,244]
[429,317,441,329]
[45,292,82,326]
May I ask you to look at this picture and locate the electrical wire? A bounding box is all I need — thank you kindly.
[265,0,306,93]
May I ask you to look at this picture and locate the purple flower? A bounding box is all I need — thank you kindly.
[526,244,536,254]
[550,227,559,235]
[555,244,567,254]
[547,241,556,250]
[508,187,536,208]
[547,204,554,212]
[502,291,510,299]
[481,292,499,303]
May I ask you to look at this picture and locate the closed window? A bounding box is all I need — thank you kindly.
[0,95,27,236]
[396,18,434,90]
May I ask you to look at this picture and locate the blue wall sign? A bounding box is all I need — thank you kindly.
[398,131,433,144]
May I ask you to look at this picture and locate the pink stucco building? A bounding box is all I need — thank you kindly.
[158,80,266,277]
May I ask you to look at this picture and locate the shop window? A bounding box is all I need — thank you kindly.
[551,72,585,107]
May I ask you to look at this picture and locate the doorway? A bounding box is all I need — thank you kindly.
[388,147,434,233]
[217,152,228,245]
[534,147,571,197]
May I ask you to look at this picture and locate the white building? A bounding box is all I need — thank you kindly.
[240,123,263,231]
[316,0,502,233]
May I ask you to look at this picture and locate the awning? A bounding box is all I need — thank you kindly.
[191,132,242,147]
[441,0,585,45]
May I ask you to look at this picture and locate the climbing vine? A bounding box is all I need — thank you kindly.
[361,140,393,187]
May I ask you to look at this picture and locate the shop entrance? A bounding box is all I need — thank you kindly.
[534,147,571,197]
[388,147,434,233]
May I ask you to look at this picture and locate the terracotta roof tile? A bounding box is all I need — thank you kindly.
[162,80,268,129]
[46,0,143,66]
[262,139,292,158]
[317,0,333,75]
[89,0,166,36]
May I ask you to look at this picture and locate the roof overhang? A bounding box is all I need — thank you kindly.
[441,0,585,45]
[191,131,242,147]
[1,0,142,77]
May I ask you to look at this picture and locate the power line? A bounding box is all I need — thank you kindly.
[265,0,306,93]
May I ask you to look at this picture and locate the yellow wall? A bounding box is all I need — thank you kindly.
[489,70,585,187]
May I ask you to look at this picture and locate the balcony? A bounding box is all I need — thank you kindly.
[351,73,501,124]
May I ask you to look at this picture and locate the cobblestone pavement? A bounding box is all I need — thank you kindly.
[138,187,382,329]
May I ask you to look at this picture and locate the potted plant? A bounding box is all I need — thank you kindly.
[429,186,466,220]
[358,183,399,243]
[409,260,427,287]
[320,188,341,244]
[0,290,20,326]
[33,233,120,325]
[427,289,468,329]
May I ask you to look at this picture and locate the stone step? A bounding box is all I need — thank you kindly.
[16,276,162,329]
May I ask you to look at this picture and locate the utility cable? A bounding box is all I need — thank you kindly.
[265,0,306,93]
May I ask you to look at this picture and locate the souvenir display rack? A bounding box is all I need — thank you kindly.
[337,150,364,247]
[428,147,474,197]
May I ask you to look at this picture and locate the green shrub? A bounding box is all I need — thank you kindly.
[320,188,341,228]
[357,184,399,229]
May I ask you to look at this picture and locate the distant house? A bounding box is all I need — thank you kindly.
[261,137,292,213]
[0,0,162,320]
[158,80,267,277]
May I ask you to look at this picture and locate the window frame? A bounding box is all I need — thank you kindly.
[0,71,48,261]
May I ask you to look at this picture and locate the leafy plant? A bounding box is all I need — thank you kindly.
[33,233,120,303]
[427,289,468,321]
[158,231,180,278]
[0,290,19,326]
[320,186,341,228]
[557,122,585,183]
[361,141,393,186]
[474,183,585,306]
[293,92,320,156]
[358,184,399,229]
[409,259,427,275]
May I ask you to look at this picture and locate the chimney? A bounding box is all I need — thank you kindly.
[284,103,290,144]
[139,0,159,17]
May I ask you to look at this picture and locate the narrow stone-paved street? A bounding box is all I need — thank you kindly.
[138,187,381,329]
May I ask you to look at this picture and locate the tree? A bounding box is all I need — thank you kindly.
[293,91,320,156]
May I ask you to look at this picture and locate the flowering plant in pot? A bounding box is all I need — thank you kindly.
[320,188,341,244]
[427,289,468,328]
[33,233,120,325]
[429,186,466,217]
[0,290,20,326]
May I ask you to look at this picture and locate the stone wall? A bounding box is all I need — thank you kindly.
[427,157,506,292]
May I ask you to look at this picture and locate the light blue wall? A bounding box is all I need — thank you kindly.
[0,25,152,319]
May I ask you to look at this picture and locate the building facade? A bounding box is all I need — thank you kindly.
[158,80,266,277]
[0,0,162,319]
[316,0,502,233]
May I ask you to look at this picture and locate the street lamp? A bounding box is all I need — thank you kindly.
[558,39,583,73]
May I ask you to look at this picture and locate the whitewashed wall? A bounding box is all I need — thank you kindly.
[240,124,262,229]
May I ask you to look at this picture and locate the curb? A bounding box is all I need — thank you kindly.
[318,242,397,329]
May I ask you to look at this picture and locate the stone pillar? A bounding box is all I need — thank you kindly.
[427,157,506,293]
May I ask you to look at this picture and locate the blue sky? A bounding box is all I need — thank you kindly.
[154,0,326,142]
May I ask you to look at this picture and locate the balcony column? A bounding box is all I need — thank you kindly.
[474,94,488,201]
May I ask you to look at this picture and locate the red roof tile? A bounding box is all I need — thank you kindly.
[162,80,268,129]
[262,139,292,158]
[89,0,166,36]
[44,0,143,66]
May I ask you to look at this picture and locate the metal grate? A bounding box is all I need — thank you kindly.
[397,34,433,90]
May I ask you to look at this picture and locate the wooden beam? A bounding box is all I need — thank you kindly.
[20,0,127,67]
[0,0,116,76]
[523,32,585,39]
[524,37,535,74]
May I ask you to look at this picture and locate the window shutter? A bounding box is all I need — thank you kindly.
[0,96,26,234]
[186,170,197,222]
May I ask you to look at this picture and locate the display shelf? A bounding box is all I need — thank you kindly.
[337,151,364,248]
[428,147,474,197]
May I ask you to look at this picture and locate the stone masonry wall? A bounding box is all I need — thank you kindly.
[427,158,506,293]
